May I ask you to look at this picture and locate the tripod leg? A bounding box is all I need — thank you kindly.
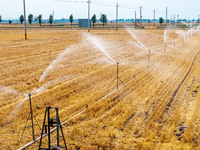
[39,107,48,149]
[107,77,117,89]
[19,113,30,143]
[33,113,41,131]
[58,118,67,150]
[118,77,128,90]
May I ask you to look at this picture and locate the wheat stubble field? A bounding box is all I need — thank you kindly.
[0,28,200,149]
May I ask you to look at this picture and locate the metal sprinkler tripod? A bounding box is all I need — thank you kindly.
[39,107,67,150]
[174,39,176,50]
[108,62,126,89]
[19,94,41,142]
[148,50,151,68]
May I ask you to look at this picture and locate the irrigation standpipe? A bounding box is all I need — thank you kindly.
[29,94,35,141]
[148,50,151,68]
[174,39,176,50]
[107,62,127,90]
[117,62,119,89]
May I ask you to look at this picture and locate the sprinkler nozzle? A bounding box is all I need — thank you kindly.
[29,93,31,100]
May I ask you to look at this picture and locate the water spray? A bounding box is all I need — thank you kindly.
[148,50,151,68]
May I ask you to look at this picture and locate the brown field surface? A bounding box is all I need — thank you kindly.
[0,27,200,149]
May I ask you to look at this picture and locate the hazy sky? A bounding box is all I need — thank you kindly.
[1,0,199,20]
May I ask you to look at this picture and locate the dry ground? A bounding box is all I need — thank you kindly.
[0,27,200,149]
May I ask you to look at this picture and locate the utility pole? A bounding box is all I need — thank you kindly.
[140,6,142,28]
[87,0,91,32]
[116,3,119,31]
[174,14,175,23]
[177,14,179,23]
[23,0,27,40]
[166,7,168,23]
[171,15,172,23]
[154,9,155,28]
[135,10,137,28]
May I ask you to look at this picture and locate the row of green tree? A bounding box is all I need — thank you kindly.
[0,14,108,27]
[19,14,53,25]
[0,14,197,26]
[0,15,12,24]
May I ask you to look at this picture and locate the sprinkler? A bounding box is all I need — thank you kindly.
[174,39,176,50]
[164,43,167,53]
[117,62,119,89]
[148,50,151,68]
[29,94,35,141]
[107,62,126,89]
[182,36,184,46]
[19,94,41,143]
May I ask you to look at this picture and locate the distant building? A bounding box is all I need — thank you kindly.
[78,19,91,27]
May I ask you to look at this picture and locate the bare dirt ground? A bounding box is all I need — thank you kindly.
[0,27,200,149]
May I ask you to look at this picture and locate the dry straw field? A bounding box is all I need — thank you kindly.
[0,27,200,149]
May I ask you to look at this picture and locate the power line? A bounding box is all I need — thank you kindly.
[92,1,114,7]
[54,0,87,3]
[53,0,169,20]
[93,0,137,9]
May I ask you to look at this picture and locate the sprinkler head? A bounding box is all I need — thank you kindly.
[29,93,31,100]
[149,50,151,53]
[116,62,119,65]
